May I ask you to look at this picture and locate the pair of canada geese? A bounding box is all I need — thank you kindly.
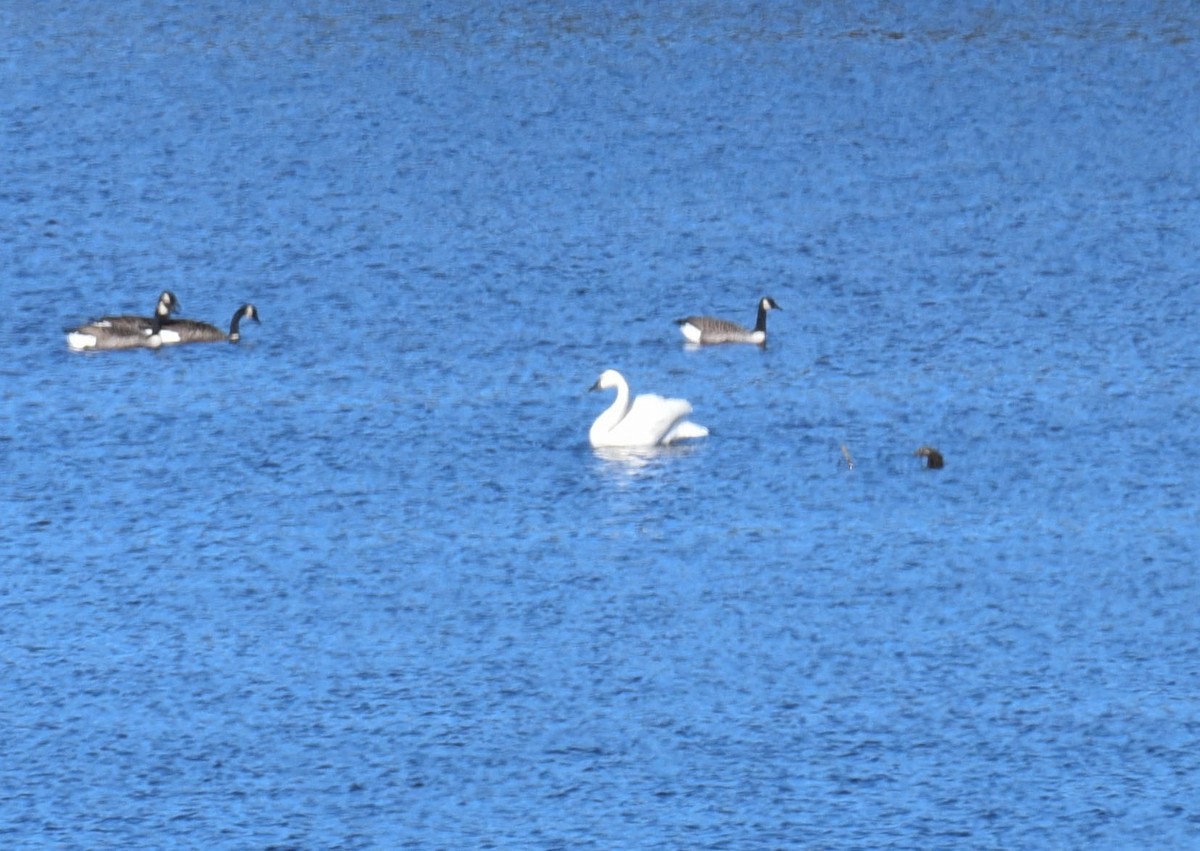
[588,296,779,449]
[66,291,260,351]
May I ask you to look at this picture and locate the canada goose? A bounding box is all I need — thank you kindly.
[105,303,261,345]
[915,446,944,469]
[158,304,260,344]
[677,296,780,345]
[66,291,180,351]
[589,369,709,448]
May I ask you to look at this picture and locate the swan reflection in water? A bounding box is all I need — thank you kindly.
[590,442,706,478]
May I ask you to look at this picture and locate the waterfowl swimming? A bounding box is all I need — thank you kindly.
[107,303,261,345]
[677,296,780,345]
[66,290,180,351]
[915,446,944,469]
[589,369,709,448]
[159,304,260,344]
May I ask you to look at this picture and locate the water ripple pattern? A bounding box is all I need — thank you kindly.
[1,2,1198,848]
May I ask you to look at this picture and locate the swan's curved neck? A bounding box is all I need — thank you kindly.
[592,376,632,439]
[610,376,631,419]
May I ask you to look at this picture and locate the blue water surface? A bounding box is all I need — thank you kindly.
[2,2,1199,848]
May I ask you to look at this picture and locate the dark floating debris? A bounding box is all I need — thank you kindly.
[915,445,944,469]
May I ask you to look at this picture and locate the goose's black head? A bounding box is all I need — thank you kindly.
[156,291,181,317]
[753,297,781,335]
[228,303,260,342]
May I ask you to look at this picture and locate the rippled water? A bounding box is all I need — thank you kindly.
[2,2,1199,848]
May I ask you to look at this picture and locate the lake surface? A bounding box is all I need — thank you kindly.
[2,2,1198,848]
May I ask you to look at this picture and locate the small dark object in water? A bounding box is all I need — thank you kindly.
[915,446,944,469]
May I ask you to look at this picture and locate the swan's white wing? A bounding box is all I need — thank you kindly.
[663,419,709,443]
[602,393,695,446]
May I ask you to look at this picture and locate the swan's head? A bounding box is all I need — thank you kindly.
[760,296,781,312]
[590,369,625,392]
[914,445,944,469]
[156,291,181,317]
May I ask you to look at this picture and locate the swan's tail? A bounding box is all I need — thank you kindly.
[665,420,709,443]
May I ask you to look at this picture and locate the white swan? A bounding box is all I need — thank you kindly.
[677,296,780,345]
[588,369,709,448]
